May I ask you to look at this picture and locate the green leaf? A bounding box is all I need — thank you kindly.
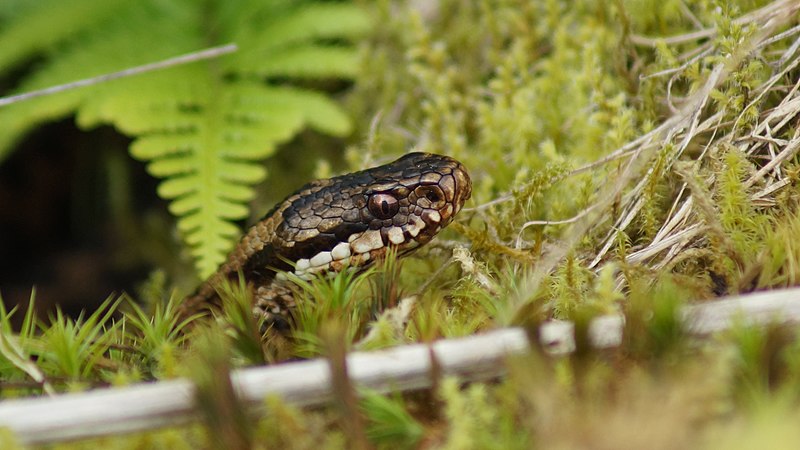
[242,45,361,79]
[239,3,372,54]
[0,0,129,70]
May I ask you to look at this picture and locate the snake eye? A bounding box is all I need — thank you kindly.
[368,193,399,219]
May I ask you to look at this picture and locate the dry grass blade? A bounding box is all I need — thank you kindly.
[0,333,55,396]
[630,0,799,46]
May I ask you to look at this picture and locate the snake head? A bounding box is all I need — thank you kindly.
[359,152,472,251]
[257,152,471,280]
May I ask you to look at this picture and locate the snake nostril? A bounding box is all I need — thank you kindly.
[417,185,445,207]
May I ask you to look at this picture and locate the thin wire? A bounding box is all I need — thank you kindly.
[0,44,238,108]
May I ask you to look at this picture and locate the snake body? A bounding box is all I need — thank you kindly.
[181,152,471,327]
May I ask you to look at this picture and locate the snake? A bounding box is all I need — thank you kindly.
[180,152,472,329]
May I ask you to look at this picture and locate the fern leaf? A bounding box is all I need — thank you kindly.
[239,3,372,53]
[0,0,128,69]
[242,45,361,79]
[0,0,371,278]
[258,86,353,136]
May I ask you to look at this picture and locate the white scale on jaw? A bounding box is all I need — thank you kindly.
[330,241,351,260]
[289,207,444,279]
[387,227,404,245]
[349,229,383,254]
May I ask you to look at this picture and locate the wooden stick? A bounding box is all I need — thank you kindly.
[1,287,800,445]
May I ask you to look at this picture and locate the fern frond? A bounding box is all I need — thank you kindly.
[0,0,370,277]
[0,2,196,157]
[255,86,353,136]
[241,45,361,79]
[241,3,372,52]
[0,0,128,69]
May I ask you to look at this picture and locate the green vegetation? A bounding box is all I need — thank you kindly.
[2,0,800,448]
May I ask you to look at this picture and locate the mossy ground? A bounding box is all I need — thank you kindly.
[3,0,800,448]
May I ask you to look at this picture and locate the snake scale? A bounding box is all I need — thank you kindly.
[180,152,472,329]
